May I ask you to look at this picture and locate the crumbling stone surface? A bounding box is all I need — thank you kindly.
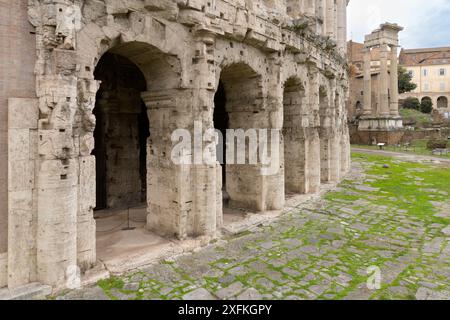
[2,0,351,291]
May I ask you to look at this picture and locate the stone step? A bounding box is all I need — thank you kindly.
[0,283,52,300]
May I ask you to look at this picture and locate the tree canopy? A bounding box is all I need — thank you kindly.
[398,66,417,94]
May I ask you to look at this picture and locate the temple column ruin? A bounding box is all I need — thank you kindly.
[363,48,372,116]
[379,43,390,117]
[357,23,404,143]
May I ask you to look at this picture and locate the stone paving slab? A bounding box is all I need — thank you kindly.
[57,153,450,300]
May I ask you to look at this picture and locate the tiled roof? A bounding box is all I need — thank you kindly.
[399,47,450,66]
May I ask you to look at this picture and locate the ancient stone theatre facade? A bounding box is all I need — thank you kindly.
[0,0,350,291]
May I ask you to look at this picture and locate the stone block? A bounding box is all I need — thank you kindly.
[7,99,38,130]
[8,129,30,161]
[8,160,34,192]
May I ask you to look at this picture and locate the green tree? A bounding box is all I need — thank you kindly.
[420,99,433,114]
[398,66,417,94]
[403,97,420,110]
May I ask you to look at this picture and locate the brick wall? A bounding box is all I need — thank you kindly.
[0,0,36,253]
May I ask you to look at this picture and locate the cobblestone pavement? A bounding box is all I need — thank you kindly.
[58,153,450,300]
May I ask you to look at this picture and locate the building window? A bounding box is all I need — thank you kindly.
[424,83,430,91]
[440,82,445,91]
[423,69,428,77]
[439,68,446,76]
[408,70,414,77]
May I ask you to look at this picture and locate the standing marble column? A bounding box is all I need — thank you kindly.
[389,45,400,116]
[379,43,390,117]
[363,48,372,116]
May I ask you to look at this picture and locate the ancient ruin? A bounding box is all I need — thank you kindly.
[0,0,350,293]
[351,23,404,145]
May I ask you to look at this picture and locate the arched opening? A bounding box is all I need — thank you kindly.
[283,78,307,194]
[93,52,149,212]
[421,96,432,104]
[437,96,448,109]
[214,63,264,214]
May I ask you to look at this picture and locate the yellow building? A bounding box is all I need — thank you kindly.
[399,47,450,116]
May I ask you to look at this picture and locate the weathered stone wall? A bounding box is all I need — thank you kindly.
[0,0,36,252]
[1,0,351,290]
[0,0,37,259]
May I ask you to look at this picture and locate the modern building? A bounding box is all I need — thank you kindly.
[399,47,450,116]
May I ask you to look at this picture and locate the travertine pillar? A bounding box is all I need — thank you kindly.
[336,0,347,55]
[379,43,390,117]
[307,70,321,193]
[325,0,336,39]
[363,48,372,116]
[286,0,302,19]
[390,45,400,117]
[304,0,316,16]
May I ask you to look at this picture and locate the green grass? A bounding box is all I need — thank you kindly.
[351,152,450,225]
[83,152,449,301]
[400,108,432,126]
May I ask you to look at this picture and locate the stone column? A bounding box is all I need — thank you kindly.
[389,45,400,117]
[325,0,336,40]
[286,0,302,19]
[303,0,316,16]
[36,75,79,288]
[307,68,321,193]
[379,43,390,117]
[363,48,372,116]
[316,0,326,35]
[336,0,347,55]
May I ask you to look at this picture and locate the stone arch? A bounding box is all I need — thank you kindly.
[421,96,432,104]
[214,62,268,211]
[92,50,149,211]
[437,96,448,109]
[75,38,186,274]
[77,22,185,89]
[215,40,269,93]
[282,77,308,194]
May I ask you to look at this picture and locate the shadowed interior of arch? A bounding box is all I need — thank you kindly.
[437,96,448,109]
[283,78,307,195]
[213,63,264,215]
[92,52,150,213]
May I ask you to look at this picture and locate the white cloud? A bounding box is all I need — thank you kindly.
[348,0,450,49]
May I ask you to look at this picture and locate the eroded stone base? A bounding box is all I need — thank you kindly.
[351,129,405,145]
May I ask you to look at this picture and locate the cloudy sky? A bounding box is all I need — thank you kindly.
[347,0,450,49]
